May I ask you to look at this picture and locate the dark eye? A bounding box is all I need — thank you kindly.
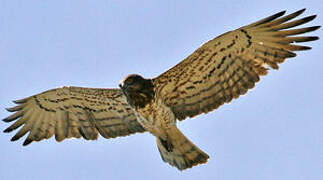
[127,78,134,85]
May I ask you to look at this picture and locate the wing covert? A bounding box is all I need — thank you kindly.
[153,9,320,120]
[3,86,145,146]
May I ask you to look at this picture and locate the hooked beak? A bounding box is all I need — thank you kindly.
[119,82,128,91]
[119,81,125,88]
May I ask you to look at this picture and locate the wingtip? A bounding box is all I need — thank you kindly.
[301,36,320,42]
[10,135,19,142]
[301,26,322,34]
[277,10,287,17]
[298,8,306,14]
[3,128,11,133]
[5,107,12,112]
[13,100,22,104]
[304,15,317,22]
[5,107,17,112]
[13,98,28,104]
[285,8,306,18]
[6,104,24,112]
[286,51,297,58]
[23,139,33,146]
[311,26,321,31]
[303,46,312,50]
[3,117,11,123]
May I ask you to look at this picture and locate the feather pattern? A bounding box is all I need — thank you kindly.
[153,9,320,120]
[3,86,145,146]
[2,8,320,171]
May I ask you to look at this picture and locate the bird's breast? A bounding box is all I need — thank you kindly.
[134,99,176,137]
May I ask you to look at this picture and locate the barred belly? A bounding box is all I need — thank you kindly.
[134,99,176,138]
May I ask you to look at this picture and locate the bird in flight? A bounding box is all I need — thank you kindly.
[3,9,320,170]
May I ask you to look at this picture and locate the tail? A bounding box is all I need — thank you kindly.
[156,127,209,171]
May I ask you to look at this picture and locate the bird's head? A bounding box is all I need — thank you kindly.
[119,74,155,108]
[119,74,146,92]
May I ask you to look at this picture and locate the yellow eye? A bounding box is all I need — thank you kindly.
[127,78,134,85]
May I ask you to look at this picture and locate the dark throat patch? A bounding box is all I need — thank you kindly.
[125,78,155,109]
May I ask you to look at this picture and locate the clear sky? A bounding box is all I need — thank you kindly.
[1,1,322,180]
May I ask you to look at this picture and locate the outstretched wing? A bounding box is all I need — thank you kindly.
[153,9,320,120]
[3,86,145,146]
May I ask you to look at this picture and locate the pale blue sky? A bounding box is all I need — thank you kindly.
[1,1,322,180]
